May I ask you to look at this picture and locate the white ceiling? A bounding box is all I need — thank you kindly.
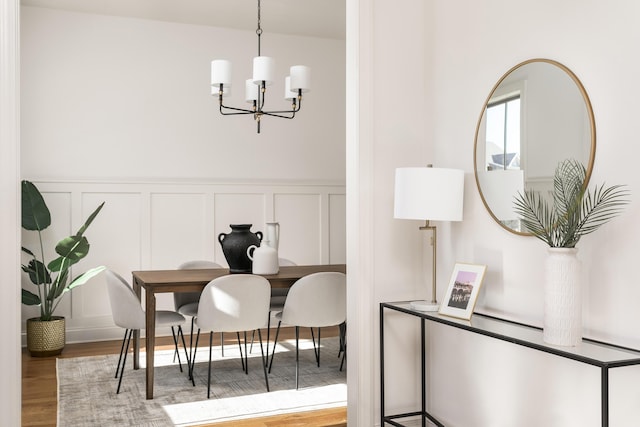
[20,0,346,40]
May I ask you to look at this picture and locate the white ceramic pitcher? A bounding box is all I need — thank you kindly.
[265,222,280,250]
[247,244,279,275]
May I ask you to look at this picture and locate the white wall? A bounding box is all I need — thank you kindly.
[21,6,345,182]
[365,0,640,426]
[19,8,346,342]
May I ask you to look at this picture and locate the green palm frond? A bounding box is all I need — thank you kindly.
[513,159,629,248]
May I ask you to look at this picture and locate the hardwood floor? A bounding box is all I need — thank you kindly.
[22,326,347,427]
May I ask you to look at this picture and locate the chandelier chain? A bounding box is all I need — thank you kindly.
[256,0,262,56]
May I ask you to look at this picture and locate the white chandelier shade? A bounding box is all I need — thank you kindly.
[210,0,310,133]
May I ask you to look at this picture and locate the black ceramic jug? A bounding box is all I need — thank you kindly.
[218,224,263,273]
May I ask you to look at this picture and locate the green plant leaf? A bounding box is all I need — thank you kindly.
[67,266,106,292]
[53,235,90,265]
[22,289,41,306]
[22,246,35,257]
[22,259,52,285]
[75,202,105,236]
[21,180,51,231]
[513,158,630,248]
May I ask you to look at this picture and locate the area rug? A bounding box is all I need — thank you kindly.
[57,336,346,426]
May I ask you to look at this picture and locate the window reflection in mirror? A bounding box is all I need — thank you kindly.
[486,95,521,171]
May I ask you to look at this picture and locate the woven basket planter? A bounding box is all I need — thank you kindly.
[26,316,65,357]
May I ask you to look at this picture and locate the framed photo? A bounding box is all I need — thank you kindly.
[439,263,487,320]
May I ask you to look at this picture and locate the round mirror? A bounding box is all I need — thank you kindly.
[473,58,596,235]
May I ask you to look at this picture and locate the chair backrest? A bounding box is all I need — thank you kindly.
[281,272,346,328]
[178,260,222,270]
[196,274,271,333]
[278,258,296,267]
[174,260,222,311]
[105,269,145,330]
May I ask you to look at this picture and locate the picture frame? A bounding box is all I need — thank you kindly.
[438,263,487,320]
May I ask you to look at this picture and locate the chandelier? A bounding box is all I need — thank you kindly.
[210,0,311,134]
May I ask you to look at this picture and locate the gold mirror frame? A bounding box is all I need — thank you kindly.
[473,58,596,235]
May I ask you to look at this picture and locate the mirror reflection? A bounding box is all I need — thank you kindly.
[474,58,596,234]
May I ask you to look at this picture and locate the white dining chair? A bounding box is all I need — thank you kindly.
[191,274,271,398]
[105,269,189,394]
[251,257,297,359]
[267,271,346,389]
[174,260,222,371]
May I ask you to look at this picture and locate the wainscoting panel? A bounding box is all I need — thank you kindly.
[21,180,345,344]
[329,194,347,264]
[150,192,209,270]
[274,193,322,265]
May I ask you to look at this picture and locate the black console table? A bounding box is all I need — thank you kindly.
[380,301,640,427]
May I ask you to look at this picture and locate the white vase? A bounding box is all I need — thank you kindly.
[543,247,582,346]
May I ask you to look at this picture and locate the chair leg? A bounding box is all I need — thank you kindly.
[221,332,225,357]
[338,322,346,357]
[178,325,191,372]
[188,318,196,380]
[115,329,129,378]
[116,329,133,394]
[265,313,272,366]
[190,329,201,387]
[243,331,249,375]
[171,326,183,372]
[267,320,282,374]
[237,332,246,373]
[340,342,347,371]
[207,331,213,399]
[295,326,300,390]
[257,329,270,392]
[309,327,321,367]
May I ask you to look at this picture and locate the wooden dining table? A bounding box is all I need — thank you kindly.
[131,263,346,399]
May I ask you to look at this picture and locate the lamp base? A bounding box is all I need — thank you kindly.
[410,300,440,312]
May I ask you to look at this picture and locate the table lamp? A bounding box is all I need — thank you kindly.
[394,166,465,311]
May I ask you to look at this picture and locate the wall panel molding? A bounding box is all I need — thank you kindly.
[21,179,346,344]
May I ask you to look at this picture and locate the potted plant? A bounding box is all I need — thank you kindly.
[22,180,105,356]
[513,159,629,345]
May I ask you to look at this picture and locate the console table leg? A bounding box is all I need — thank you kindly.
[381,306,386,426]
[601,367,609,427]
[421,318,426,427]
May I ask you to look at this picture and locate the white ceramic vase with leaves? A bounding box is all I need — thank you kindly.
[514,159,629,346]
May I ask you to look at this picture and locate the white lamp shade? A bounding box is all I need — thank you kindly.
[245,78,259,102]
[284,76,297,100]
[290,65,310,92]
[477,169,525,221]
[211,60,232,87]
[394,167,464,221]
[253,56,275,85]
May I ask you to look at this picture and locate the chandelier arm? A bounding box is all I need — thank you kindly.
[219,104,257,115]
[261,111,296,119]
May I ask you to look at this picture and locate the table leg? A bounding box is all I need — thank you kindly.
[145,288,156,400]
[132,275,141,370]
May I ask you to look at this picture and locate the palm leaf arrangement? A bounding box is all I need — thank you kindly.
[513,159,630,248]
